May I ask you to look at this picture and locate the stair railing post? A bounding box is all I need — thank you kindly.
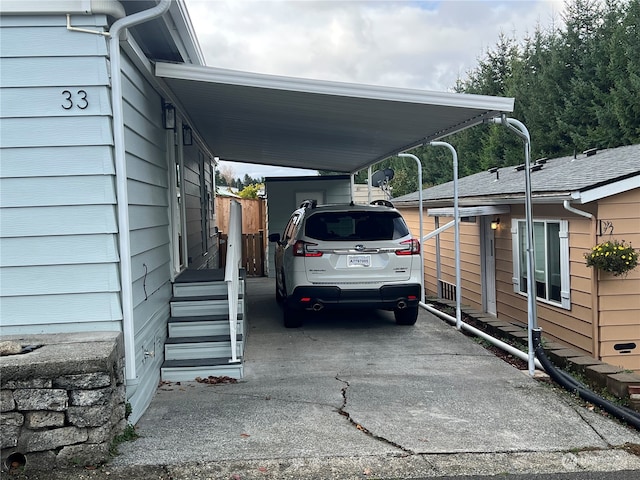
[225,199,242,364]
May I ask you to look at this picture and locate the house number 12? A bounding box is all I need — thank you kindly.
[61,90,88,110]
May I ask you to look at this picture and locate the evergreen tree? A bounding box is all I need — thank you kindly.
[609,0,640,144]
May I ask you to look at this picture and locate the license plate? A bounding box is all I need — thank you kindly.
[348,255,371,267]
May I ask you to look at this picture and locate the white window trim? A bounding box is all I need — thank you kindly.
[511,218,571,310]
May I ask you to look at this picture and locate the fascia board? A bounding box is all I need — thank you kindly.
[167,0,205,65]
[155,62,515,112]
[573,175,640,204]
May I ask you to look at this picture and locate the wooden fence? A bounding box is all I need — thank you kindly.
[216,197,267,277]
[215,197,266,234]
[218,231,265,277]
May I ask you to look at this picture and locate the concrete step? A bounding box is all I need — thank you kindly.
[170,295,245,318]
[164,335,244,361]
[168,315,244,338]
[161,358,243,382]
[172,279,245,298]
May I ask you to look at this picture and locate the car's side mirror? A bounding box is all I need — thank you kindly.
[268,233,281,243]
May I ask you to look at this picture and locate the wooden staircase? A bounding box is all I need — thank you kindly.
[161,269,246,382]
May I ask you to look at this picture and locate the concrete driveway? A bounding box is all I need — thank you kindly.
[110,277,640,479]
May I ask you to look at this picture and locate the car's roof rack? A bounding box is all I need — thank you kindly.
[299,199,317,209]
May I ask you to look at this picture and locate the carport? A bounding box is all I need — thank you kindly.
[156,61,518,371]
[155,62,514,172]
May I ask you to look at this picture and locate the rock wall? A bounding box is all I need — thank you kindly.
[0,332,126,471]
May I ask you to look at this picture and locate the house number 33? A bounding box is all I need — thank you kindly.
[61,90,88,110]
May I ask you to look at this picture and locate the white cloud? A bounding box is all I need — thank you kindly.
[184,0,566,177]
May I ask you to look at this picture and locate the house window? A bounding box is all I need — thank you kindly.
[512,219,570,309]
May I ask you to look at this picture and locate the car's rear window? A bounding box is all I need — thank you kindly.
[305,211,409,241]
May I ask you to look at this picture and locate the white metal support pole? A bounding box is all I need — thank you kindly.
[429,142,462,331]
[490,115,536,376]
[398,153,424,303]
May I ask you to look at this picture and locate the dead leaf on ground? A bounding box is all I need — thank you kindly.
[195,375,238,385]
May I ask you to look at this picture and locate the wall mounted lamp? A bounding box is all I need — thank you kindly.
[490,218,500,230]
[162,102,175,130]
[182,124,193,146]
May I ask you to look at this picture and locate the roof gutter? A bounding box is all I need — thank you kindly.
[563,200,593,219]
[109,0,172,386]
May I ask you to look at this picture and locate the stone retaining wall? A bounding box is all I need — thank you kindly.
[0,332,126,472]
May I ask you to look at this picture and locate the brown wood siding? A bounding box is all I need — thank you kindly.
[399,187,639,373]
[491,206,597,356]
[596,189,640,372]
[398,208,482,310]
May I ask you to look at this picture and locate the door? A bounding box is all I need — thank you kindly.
[481,217,497,316]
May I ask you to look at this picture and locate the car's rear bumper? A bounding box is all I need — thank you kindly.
[287,284,421,311]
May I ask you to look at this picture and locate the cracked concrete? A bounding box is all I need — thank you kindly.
[101,277,640,479]
[337,374,414,454]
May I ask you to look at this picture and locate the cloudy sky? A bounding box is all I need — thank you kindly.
[183,0,566,180]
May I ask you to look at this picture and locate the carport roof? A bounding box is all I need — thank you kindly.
[156,62,514,174]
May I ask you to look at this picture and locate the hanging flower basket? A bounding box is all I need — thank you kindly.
[584,239,638,277]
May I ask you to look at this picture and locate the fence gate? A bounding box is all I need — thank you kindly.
[219,231,265,277]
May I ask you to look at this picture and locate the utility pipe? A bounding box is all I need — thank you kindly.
[533,329,640,430]
[429,142,461,330]
[398,153,424,303]
[109,0,172,382]
[489,116,536,376]
[421,303,543,370]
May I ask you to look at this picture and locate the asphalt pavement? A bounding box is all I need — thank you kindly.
[15,277,640,479]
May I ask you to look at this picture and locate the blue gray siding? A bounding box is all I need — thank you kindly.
[119,52,173,422]
[184,147,218,269]
[0,14,119,333]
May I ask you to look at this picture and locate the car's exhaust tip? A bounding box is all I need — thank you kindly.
[312,303,324,312]
[396,300,407,310]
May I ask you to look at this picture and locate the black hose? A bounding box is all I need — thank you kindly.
[532,328,640,430]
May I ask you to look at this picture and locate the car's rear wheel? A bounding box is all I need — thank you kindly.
[283,302,303,328]
[394,305,418,325]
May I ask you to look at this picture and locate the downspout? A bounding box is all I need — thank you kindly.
[563,200,599,359]
[563,200,593,219]
[109,0,172,386]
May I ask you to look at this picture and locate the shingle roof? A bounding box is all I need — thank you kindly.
[393,144,640,205]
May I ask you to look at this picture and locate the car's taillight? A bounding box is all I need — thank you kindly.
[396,238,420,255]
[293,240,323,257]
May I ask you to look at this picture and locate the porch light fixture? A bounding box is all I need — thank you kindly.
[162,102,175,130]
[182,124,193,145]
[491,218,500,230]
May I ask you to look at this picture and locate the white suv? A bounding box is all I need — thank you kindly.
[268,200,422,328]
